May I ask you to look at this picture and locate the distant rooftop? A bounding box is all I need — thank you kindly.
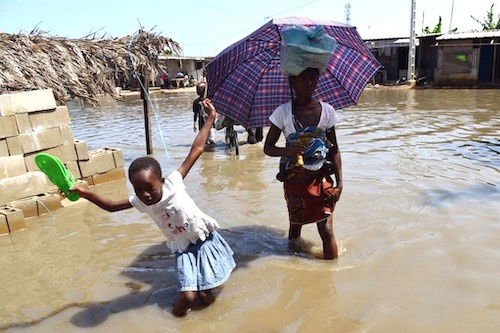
[437,30,500,40]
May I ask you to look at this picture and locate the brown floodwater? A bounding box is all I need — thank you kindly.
[1,89,499,332]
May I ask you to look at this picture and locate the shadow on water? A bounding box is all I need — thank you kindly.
[420,183,500,207]
[0,225,312,330]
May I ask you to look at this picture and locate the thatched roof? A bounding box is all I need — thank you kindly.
[0,29,181,105]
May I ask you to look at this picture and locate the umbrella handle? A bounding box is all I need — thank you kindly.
[296,155,304,166]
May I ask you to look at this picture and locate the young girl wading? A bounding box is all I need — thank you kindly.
[71,99,235,316]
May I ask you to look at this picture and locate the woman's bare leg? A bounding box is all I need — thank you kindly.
[317,216,338,259]
[288,224,302,240]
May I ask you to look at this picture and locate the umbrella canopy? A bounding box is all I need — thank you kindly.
[206,17,381,129]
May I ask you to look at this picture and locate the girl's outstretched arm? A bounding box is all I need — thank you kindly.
[70,185,133,212]
[177,98,216,179]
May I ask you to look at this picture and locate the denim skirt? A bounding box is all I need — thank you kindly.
[176,230,236,292]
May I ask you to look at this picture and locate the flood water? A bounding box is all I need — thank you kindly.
[1,89,499,332]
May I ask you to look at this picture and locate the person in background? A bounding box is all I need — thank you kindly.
[193,82,215,144]
[70,99,235,317]
[247,127,263,144]
[189,75,196,87]
[263,67,342,260]
[198,70,207,84]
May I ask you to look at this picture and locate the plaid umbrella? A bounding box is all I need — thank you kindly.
[206,17,381,129]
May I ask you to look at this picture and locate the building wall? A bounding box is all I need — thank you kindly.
[435,41,480,85]
[158,58,209,87]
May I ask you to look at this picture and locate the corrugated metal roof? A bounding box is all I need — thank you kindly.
[363,36,408,42]
[436,30,500,40]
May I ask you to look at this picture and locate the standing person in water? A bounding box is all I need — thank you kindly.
[263,67,343,260]
[71,99,235,316]
[193,82,215,144]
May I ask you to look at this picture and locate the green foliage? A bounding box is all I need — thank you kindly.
[471,3,500,30]
[424,16,443,34]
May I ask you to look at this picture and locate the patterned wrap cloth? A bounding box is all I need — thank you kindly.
[281,126,336,225]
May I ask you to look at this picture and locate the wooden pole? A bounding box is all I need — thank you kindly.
[140,73,153,155]
[492,45,497,85]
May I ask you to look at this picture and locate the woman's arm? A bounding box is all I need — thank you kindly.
[70,185,133,212]
[263,124,305,157]
[178,98,216,179]
[327,127,343,199]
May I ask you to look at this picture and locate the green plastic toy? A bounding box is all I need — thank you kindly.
[35,153,80,201]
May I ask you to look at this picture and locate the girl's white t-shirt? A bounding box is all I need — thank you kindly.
[129,170,218,253]
[269,101,340,170]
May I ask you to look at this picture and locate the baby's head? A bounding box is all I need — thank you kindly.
[128,157,164,205]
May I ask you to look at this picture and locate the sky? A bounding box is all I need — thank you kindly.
[1,0,497,57]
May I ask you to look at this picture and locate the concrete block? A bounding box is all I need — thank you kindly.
[59,125,74,144]
[0,206,26,233]
[29,106,71,130]
[24,154,38,172]
[24,143,78,172]
[59,143,78,162]
[0,155,27,179]
[91,149,116,174]
[0,116,19,138]
[65,161,81,179]
[92,167,126,185]
[15,113,32,133]
[102,147,125,168]
[0,139,8,157]
[83,176,94,187]
[6,136,23,155]
[47,184,60,195]
[0,171,49,205]
[74,140,89,161]
[17,127,63,153]
[0,89,56,116]
[74,179,90,189]
[35,193,62,216]
[0,94,14,117]
[0,214,8,235]
[8,197,38,218]
[78,149,115,177]
[78,160,96,178]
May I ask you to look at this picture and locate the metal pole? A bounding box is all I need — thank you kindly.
[140,73,153,155]
[407,0,417,83]
[449,0,455,32]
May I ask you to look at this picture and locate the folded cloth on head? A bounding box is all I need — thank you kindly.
[280,25,338,76]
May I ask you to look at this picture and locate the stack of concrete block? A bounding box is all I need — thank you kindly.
[0,89,126,235]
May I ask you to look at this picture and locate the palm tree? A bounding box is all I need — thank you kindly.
[471,3,500,30]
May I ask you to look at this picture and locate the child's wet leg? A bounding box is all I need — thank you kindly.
[317,217,338,259]
[173,291,196,317]
[198,289,215,306]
